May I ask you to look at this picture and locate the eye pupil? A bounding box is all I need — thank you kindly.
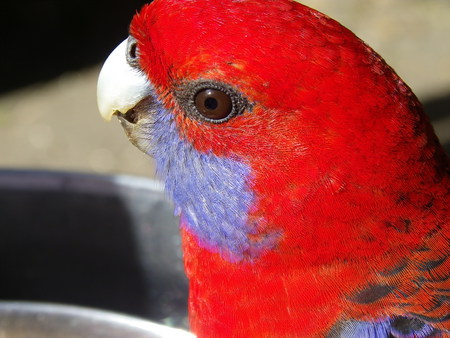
[204,97,218,110]
[194,88,233,120]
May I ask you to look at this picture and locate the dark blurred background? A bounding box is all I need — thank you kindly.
[1,1,148,93]
[0,0,449,173]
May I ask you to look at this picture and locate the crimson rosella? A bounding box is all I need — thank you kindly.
[97,0,450,336]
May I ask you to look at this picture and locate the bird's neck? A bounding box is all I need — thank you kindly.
[180,225,393,337]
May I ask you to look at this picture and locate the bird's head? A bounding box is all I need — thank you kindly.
[97,0,441,263]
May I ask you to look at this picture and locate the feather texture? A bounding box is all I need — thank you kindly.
[102,0,450,336]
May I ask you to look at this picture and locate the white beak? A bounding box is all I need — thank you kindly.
[97,39,151,121]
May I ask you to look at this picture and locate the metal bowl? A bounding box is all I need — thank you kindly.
[0,302,193,338]
[0,170,189,334]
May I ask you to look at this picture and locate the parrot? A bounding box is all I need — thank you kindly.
[96,0,450,336]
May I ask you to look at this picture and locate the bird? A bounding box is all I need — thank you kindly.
[96,0,449,336]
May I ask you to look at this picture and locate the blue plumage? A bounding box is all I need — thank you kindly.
[141,89,279,261]
[334,317,437,338]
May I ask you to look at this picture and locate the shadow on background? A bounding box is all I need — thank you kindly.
[0,0,148,94]
[424,92,450,122]
[423,92,450,154]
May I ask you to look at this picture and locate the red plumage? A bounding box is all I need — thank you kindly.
[125,0,450,336]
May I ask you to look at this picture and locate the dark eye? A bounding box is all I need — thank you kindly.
[176,81,248,123]
[129,43,137,59]
[126,36,140,69]
[194,88,233,120]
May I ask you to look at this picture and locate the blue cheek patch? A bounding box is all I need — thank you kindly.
[146,94,280,262]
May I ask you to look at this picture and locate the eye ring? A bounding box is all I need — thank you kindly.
[126,35,140,69]
[176,81,248,124]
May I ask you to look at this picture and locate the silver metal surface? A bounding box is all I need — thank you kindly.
[0,302,194,338]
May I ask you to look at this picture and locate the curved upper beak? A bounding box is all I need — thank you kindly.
[97,38,151,121]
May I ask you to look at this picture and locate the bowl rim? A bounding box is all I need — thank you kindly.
[0,301,193,337]
[0,169,165,196]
